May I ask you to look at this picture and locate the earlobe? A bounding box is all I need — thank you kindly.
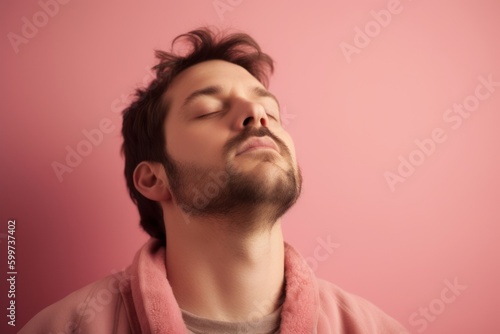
[133,161,171,201]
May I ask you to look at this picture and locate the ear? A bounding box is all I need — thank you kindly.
[133,161,171,201]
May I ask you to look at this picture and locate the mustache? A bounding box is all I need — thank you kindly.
[223,127,290,157]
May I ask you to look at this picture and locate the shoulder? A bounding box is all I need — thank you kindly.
[19,272,132,334]
[315,279,409,334]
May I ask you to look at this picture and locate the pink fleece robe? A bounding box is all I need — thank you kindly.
[20,239,409,333]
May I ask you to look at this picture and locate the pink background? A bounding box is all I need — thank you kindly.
[1,0,499,333]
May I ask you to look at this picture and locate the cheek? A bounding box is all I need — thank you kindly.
[165,120,224,163]
[277,130,296,157]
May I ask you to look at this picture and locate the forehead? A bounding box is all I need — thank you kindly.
[163,60,264,107]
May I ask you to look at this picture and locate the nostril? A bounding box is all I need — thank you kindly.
[243,117,252,126]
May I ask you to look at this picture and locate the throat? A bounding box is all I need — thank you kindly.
[165,221,286,322]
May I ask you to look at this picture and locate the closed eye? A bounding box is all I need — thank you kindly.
[267,113,278,120]
[266,109,281,122]
[196,111,221,119]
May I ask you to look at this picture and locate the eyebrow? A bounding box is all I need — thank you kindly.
[181,85,280,109]
[182,85,222,108]
[252,86,280,109]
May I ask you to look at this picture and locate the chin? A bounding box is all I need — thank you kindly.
[234,153,290,175]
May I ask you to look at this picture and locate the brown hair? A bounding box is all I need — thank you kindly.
[121,27,274,245]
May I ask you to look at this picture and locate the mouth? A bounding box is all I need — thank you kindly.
[236,136,280,156]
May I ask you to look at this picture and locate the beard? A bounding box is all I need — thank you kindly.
[162,127,302,230]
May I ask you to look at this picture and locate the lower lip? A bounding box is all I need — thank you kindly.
[238,147,278,155]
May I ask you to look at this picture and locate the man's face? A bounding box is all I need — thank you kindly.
[162,60,302,227]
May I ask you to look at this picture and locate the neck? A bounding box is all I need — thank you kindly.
[164,207,285,322]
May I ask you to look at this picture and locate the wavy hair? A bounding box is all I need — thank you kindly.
[121,27,274,245]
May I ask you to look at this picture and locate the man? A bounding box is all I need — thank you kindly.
[20,28,408,333]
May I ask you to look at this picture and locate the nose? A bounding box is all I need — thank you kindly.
[232,99,269,131]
